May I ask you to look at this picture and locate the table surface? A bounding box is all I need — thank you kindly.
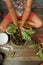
[0,41,40,61]
[0,41,41,65]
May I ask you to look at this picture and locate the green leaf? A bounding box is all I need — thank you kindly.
[36,50,43,60]
[29,44,37,49]
[25,29,35,35]
[6,29,16,34]
[10,24,18,30]
[21,31,31,41]
[6,24,18,34]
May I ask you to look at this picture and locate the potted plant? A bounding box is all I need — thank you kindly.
[6,24,35,46]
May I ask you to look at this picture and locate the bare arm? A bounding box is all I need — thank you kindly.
[0,18,10,32]
[20,0,33,27]
[3,0,18,26]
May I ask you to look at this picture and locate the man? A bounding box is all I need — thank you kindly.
[0,0,43,31]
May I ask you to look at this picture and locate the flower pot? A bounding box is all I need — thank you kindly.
[11,34,28,46]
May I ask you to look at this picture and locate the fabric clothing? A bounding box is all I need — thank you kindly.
[5,12,35,23]
[12,0,26,16]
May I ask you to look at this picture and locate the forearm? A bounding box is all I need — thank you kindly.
[4,0,18,25]
[20,0,33,27]
[1,19,10,27]
[0,18,10,32]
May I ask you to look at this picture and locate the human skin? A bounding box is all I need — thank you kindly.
[20,0,33,28]
[3,0,18,26]
[4,0,42,28]
[0,18,10,32]
[0,12,42,32]
[3,0,33,28]
[0,0,43,31]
